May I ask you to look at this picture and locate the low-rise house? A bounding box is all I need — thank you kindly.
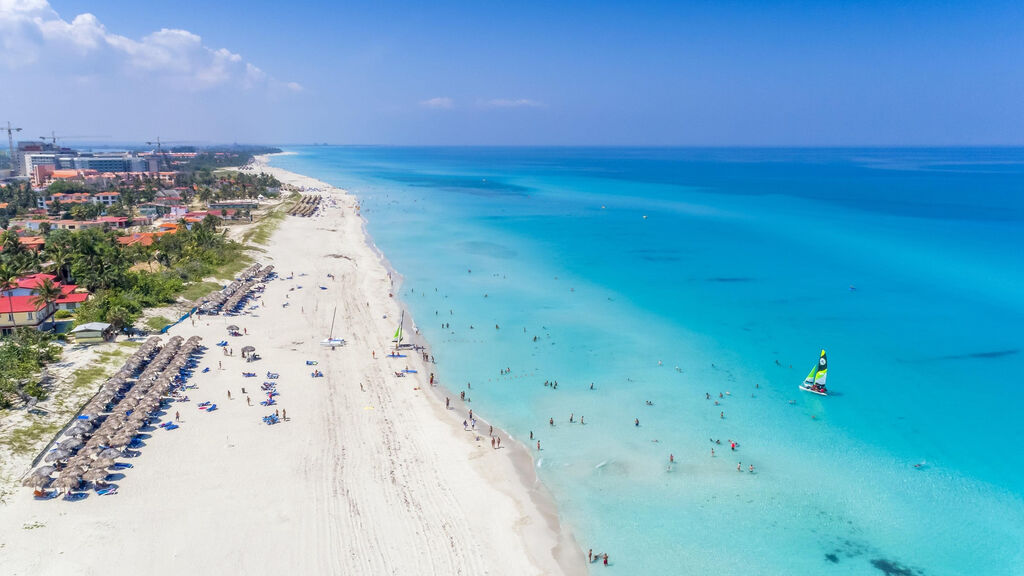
[70,322,114,344]
[0,296,56,336]
[0,273,90,335]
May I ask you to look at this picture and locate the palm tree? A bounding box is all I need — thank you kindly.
[30,277,63,329]
[44,243,71,284]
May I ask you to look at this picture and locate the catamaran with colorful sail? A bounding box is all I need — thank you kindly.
[392,310,404,350]
[800,349,829,395]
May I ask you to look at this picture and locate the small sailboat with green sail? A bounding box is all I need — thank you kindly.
[392,310,404,350]
[799,349,829,396]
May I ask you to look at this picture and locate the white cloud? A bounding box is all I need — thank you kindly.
[0,0,298,92]
[481,98,545,109]
[420,96,454,109]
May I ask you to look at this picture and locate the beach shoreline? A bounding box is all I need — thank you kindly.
[250,154,585,575]
[0,155,584,576]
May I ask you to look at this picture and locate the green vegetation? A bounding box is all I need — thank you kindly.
[144,316,172,331]
[0,330,61,408]
[180,281,222,301]
[242,207,286,246]
[2,418,61,455]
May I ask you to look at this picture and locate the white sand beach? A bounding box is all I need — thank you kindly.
[0,159,582,576]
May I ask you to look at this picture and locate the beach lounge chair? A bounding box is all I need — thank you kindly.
[242,372,257,377]
[165,424,179,431]
[202,367,210,373]
[306,360,318,365]
[112,463,133,470]
[207,404,218,412]
[33,489,56,500]
[198,401,212,408]
[266,372,279,379]
[96,487,118,496]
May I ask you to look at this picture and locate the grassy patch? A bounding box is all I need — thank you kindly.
[118,340,141,348]
[144,316,173,331]
[70,365,107,392]
[1,419,61,455]
[242,207,286,246]
[70,349,127,393]
[179,281,222,301]
[216,255,255,281]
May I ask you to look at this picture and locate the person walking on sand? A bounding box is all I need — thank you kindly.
[588,549,593,563]
[496,436,501,448]
[446,397,450,409]
[227,390,232,400]
[175,411,180,422]
[282,409,287,421]
[489,425,493,436]
[491,437,496,449]
[218,361,222,370]
[247,396,251,406]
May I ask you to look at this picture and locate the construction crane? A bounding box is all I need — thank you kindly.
[146,137,188,172]
[146,137,171,172]
[4,121,22,177]
[39,131,109,147]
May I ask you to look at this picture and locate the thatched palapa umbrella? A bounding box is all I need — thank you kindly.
[82,468,110,483]
[79,445,104,458]
[97,448,122,460]
[53,476,80,492]
[59,437,84,450]
[22,474,51,488]
[92,457,117,468]
[32,465,57,477]
[44,448,72,463]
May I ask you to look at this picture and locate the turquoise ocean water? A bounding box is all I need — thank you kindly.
[271,148,1024,576]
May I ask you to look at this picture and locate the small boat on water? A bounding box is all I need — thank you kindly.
[800,349,829,396]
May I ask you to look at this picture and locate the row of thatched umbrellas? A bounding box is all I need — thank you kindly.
[288,195,322,217]
[220,265,275,315]
[23,335,205,494]
[195,263,266,314]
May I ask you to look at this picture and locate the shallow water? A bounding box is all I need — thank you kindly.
[272,147,1024,576]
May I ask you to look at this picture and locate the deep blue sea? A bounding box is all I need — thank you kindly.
[271,147,1024,576]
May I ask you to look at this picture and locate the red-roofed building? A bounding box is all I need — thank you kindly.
[0,236,45,253]
[117,233,156,247]
[1,273,91,334]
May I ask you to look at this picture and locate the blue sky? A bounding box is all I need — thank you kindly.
[1,0,1022,145]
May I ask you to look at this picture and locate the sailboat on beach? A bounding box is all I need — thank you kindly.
[799,349,829,396]
[392,310,404,349]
